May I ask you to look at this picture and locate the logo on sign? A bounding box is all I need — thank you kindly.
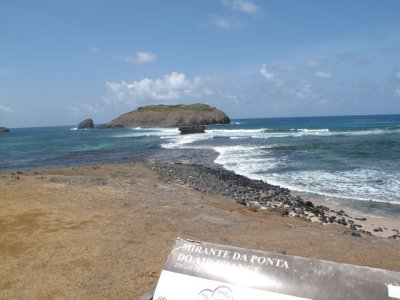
[197,286,234,300]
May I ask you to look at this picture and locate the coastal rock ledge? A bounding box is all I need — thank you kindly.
[0,127,10,133]
[102,103,230,128]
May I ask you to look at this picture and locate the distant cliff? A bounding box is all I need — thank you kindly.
[102,104,230,128]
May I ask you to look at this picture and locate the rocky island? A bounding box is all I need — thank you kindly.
[102,103,230,128]
[0,127,10,133]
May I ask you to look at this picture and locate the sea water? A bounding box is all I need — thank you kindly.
[161,114,400,217]
[1,115,399,217]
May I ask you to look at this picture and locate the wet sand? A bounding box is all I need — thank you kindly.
[294,191,400,238]
[1,163,400,299]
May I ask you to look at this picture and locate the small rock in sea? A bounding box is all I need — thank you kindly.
[178,125,206,135]
[77,118,94,129]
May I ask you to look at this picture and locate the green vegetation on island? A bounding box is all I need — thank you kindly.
[102,103,230,128]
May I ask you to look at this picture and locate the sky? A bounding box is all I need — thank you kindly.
[1,0,400,128]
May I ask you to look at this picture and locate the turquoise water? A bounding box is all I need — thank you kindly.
[1,115,399,212]
[0,126,168,170]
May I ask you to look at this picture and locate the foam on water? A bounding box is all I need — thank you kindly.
[4,115,398,212]
[213,145,282,174]
[113,127,179,138]
[161,133,213,149]
[264,169,400,204]
[213,147,400,205]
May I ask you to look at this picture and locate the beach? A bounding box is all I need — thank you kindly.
[1,162,400,299]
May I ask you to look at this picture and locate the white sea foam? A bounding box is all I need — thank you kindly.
[70,127,78,131]
[157,127,399,144]
[217,157,400,204]
[161,133,213,149]
[213,145,282,175]
[113,127,178,138]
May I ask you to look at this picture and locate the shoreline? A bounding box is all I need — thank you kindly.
[293,191,400,238]
[150,152,400,239]
[1,161,400,299]
[2,146,400,239]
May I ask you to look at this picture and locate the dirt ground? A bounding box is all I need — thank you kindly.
[1,163,399,299]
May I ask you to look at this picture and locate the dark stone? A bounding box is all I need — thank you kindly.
[304,201,314,207]
[179,125,206,135]
[0,127,10,133]
[343,229,362,237]
[77,118,94,129]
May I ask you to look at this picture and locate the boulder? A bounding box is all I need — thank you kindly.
[0,127,9,133]
[179,125,206,134]
[77,118,94,129]
[102,103,230,128]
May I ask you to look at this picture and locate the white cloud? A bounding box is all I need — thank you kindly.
[314,71,332,79]
[304,59,319,68]
[260,64,284,87]
[117,51,156,64]
[296,83,314,99]
[260,64,274,81]
[221,0,261,14]
[0,104,14,114]
[209,14,243,29]
[104,72,214,107]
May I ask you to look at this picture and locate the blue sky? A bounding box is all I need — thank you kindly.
[1,0,400,127]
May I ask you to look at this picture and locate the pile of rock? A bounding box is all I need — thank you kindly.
[152,161,379,236]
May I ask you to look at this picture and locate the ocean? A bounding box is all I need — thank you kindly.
[1,114,399,217]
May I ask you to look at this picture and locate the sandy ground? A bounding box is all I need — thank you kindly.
[1,163,400,299]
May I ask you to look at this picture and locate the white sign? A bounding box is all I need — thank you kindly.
[153,238,400,300]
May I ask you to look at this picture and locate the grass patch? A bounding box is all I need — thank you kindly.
[137,103,216,112]
[109,170,130,178]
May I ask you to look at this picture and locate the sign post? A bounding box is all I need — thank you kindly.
[153,238,400,300]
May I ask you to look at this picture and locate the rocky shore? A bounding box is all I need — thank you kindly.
[153,161,400,239]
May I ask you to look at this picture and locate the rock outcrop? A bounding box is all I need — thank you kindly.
[179,125,206,134]
[77,118,94,129]
[102,103,230,128]
[0,127,10,133]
